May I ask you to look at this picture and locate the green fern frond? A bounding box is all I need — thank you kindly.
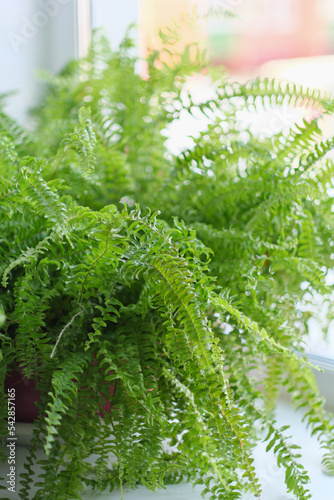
[59,107,97,177]
[19,157,68,232]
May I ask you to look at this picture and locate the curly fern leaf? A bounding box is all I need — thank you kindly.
[60,107,97,177]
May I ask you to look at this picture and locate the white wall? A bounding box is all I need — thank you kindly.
[91,0,138,50]
[0,0,77,123]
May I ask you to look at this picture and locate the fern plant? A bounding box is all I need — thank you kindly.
[1,29,334,500]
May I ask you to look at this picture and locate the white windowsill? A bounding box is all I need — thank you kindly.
[2,397,333,500]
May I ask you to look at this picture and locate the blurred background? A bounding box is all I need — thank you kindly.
[2,0,334,120]
[1,0,334,361]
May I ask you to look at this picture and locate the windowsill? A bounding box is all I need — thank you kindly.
[2,397,333,500]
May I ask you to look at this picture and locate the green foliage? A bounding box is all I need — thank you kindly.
[1,29,334,500]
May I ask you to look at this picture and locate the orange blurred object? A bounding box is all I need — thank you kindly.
[139,0,207,68]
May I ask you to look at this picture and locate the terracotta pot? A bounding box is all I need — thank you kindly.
[4,364,114,423]
[4,369,41,423]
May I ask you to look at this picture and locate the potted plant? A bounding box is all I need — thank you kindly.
[1,30,334,499]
